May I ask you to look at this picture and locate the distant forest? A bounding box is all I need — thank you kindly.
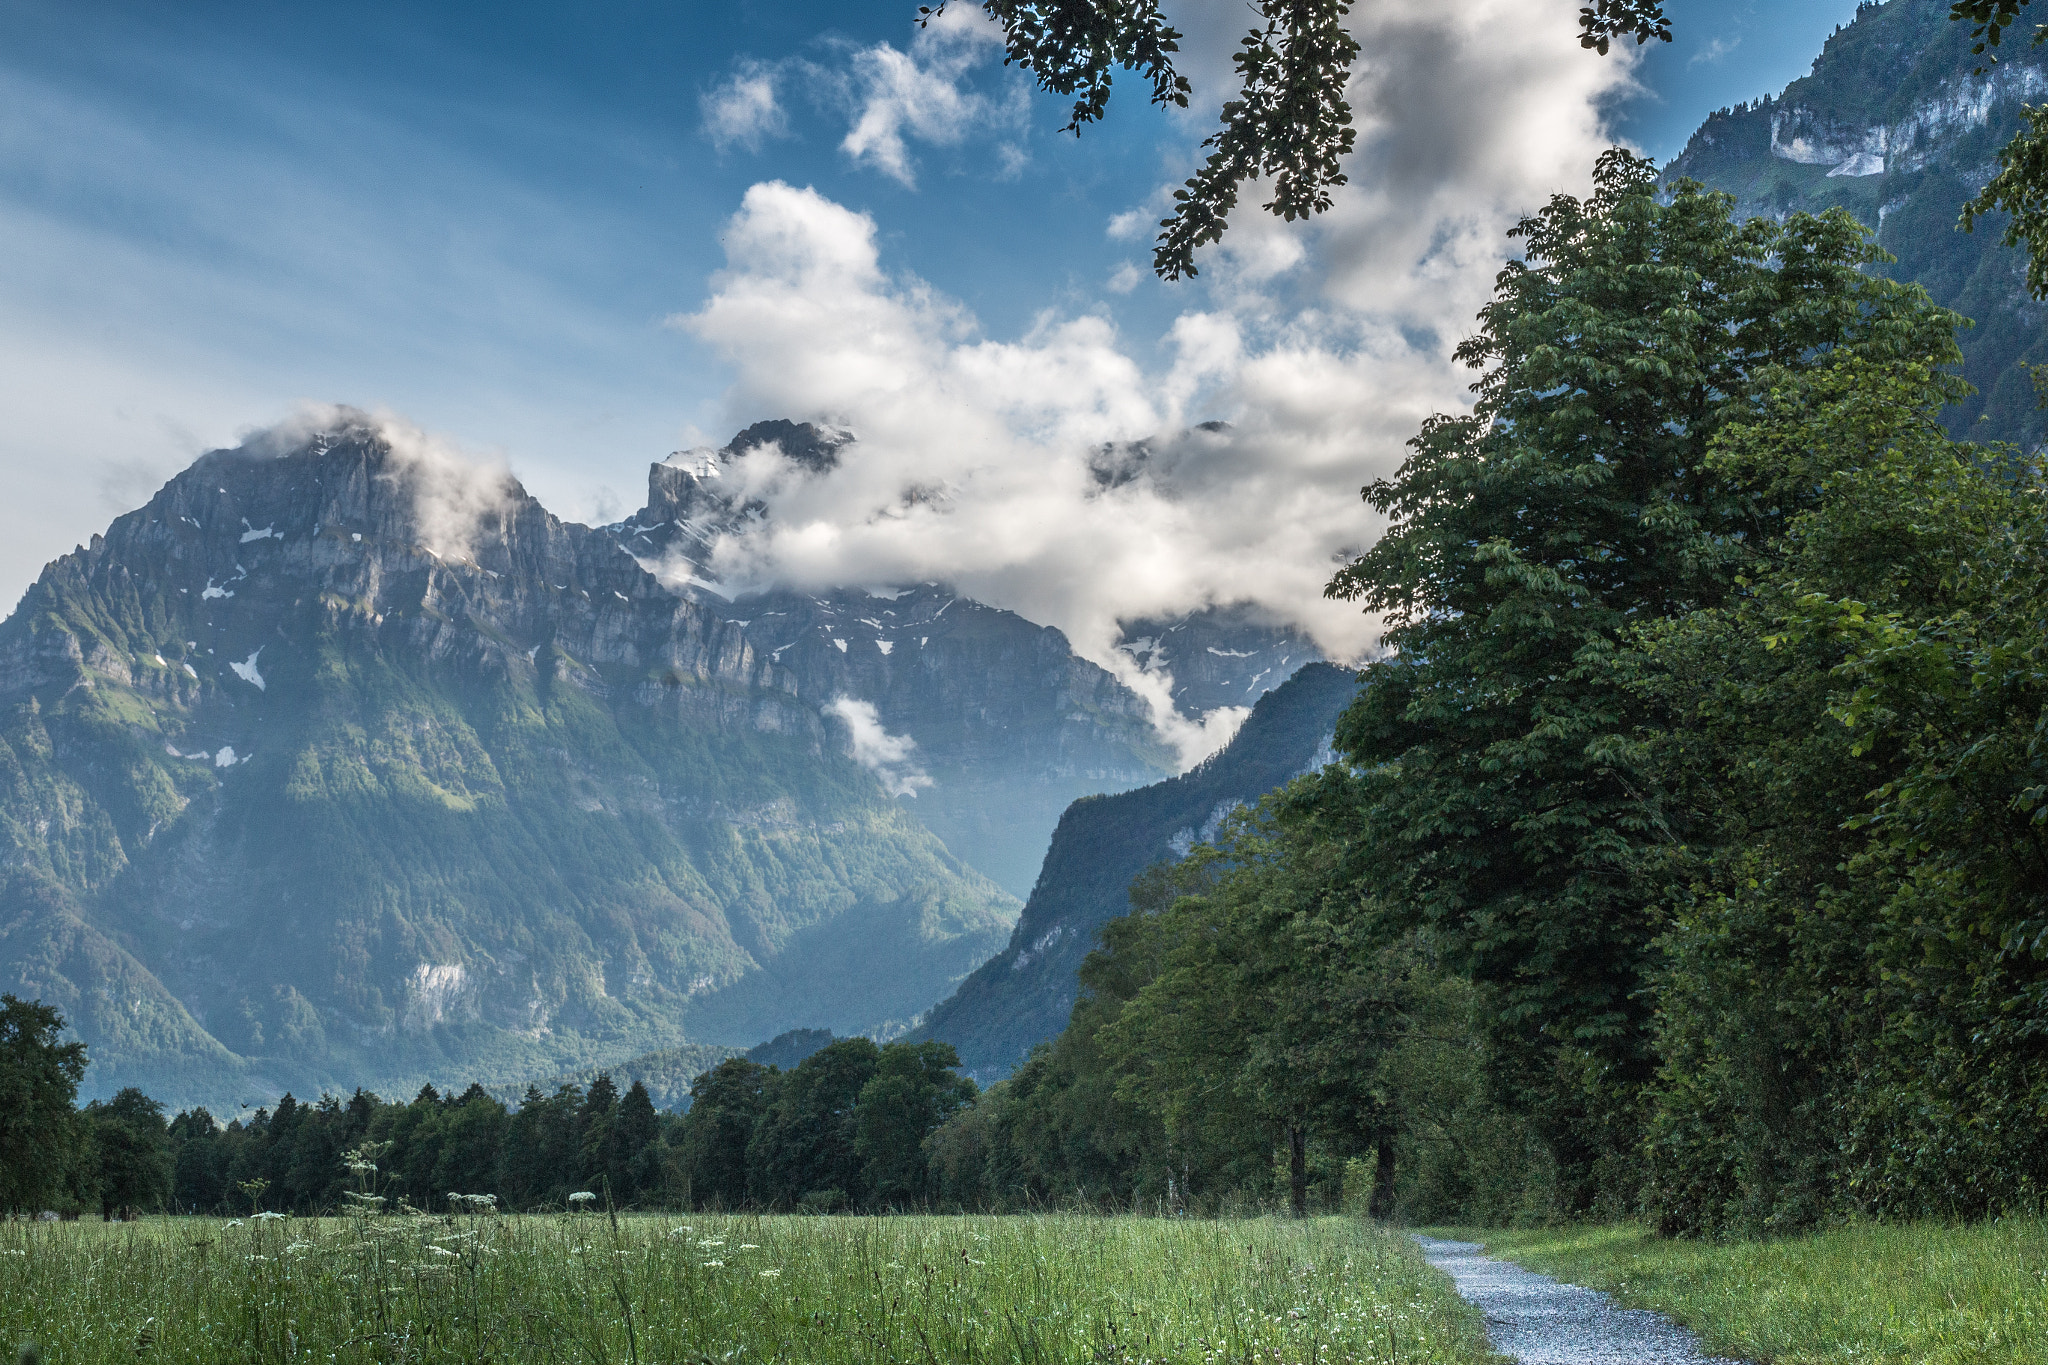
[3,995,980,1217]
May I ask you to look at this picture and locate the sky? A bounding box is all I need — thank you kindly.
[0,0,1866,703]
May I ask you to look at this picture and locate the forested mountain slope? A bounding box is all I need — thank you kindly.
[915,662,1361,1078]
[0,415,1018,1108]
[1668,0,2048,448]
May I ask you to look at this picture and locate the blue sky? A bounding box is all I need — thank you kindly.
[0,0,1864,639]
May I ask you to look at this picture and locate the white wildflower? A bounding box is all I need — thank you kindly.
[568,1191,597,1205]
[428,1246,458,1258]
[701,1259,725,1268]
[758,1269,781,1278]
[739,1243,760,1250]
[253,1210,286,1221]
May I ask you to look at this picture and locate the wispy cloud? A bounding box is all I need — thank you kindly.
[702,60,789,152]
[1690,36,1740,67]
[839,7,1020,187]
[825,697,933,797]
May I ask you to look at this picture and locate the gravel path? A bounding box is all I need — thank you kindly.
[1414,1237,1750,1364]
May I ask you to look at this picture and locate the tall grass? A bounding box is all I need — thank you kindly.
[2,1213,1498,1364]
[1466,1220,2048,1365]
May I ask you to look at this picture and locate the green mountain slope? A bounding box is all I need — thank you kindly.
[1667,0,2048,449]
[913,662,1362,1078]
[0,415,1017,1108]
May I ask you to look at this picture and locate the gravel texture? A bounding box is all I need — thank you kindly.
[1414,1237,1750,1364]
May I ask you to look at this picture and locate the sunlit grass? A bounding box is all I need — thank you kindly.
[3,1212,1500,1364]
[1454,1219,2048,1365]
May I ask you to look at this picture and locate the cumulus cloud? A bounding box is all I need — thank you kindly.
[662,0,1631,767]
[840,6,1021,186]
[825,696,934,797]
[702,60,789,153]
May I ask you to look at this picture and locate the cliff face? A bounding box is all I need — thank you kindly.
[0,416,1017,1107]
[913,662,1362,1079]
[1667,0,2048,449]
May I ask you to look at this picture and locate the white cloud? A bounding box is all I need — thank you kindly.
[825,697,933,797]
[702,60,789,152]
[1106,208,1151,241]
[840,7,1020,187]
[670,0,1634,769]
[248,403,518,563]
[1106,262,1143,294]
[1690,36,1740,67]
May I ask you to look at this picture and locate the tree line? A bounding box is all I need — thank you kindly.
[0,997,979,1217]
[914,151,2048,1234]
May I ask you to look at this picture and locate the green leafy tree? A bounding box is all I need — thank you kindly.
[83,1088,172,1220]
[1620,352,2048,1229]
[854,1041,978,1208]
[1323,151,1960,1207]
[0,995,87,1214]
[168,1108,230,1213]
[1095,784,1419,1216]
[746,1037,880,1209]
[677,1059,776,1209]
[431,1085,510,1206]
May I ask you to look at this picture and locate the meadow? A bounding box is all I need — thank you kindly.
[2,1212,1500,1365]
[1466,1220,2048,1365]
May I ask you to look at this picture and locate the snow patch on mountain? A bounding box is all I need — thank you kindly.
[229,648,265,690]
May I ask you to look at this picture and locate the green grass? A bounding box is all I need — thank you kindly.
[1456,1220,2048,1365]
[3,1213,1499,1365]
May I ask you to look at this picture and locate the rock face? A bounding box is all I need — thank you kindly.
[914,662,1362,1079]
[0,416,1019,1107]
[596,422,1320,898]
[1667,0,2048,449]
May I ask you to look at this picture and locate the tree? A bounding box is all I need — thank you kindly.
[853,1041,978,1207]
[83,1088,172,1220]
[432,1086,510,1207]
[677,1059,775,1209]
[0,995,87,1214]
[1323,151,1960,1207]
[1095,785,1418,1217]
[941,0,1670,279]
[606,1080,660,1204]
[1607,351,2048,1231]
[169,1108,230,1213]
[746,1037,880,1209]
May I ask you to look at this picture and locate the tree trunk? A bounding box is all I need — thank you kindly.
[1369,1134,1396,1220]
[1287,1125,1308,1218]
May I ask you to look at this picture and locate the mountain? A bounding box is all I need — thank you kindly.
[1667,0,2048,450]
[596,422,1321,898]
[914,661,1362,1079]
[0,415,1021,1108]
